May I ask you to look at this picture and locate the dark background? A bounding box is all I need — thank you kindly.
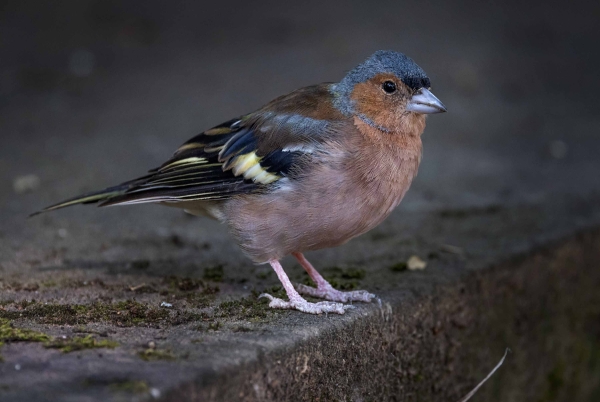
[2,0,599,219]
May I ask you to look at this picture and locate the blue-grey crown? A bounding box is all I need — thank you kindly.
[331,50,431,116]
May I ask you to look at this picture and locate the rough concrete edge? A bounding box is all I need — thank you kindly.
[161,226,600,402]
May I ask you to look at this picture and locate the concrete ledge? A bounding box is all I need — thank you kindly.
[2,202,598,401]
[167,229,600,401]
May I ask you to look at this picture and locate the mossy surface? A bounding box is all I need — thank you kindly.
[138,348,176,361]
[108,380,149,394]
[255,270,271,280]
[390,262,408,272]
[0,300,202,327]
[300,266,367,291]
[83,378,150,394]
[157,275,220,308]
[183,285,219,308]
[203,265,224,282]
[0,318,51,344]
[44,335,118,353]
[216,297,269,320]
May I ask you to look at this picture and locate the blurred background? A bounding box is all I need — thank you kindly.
[2,0,599,217]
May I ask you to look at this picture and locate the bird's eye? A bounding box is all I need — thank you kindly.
[382,81,397,94]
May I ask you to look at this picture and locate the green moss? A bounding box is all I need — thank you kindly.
[158,275,220,307]
[138,348,176,361]
[203,265,224,282]
[341,268,366,280]
[390,262,408,272]
[109,380,149,394]
[304,266,367,290]
[266,285,284,296]
[178,277,202,291]
[0,318,51,343]
[544,360,566,400]
[0,300,200,327]
[184,285,219,308]
[166,276,202,291]
[194,294,275,327]
[44,335,118,353]
[207,321,221,331]
[84,378,149,394]
[256,271,271,280]
[217,298,264,320]
[324,278,359,290]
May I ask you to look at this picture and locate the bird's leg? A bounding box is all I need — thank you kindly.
[293,252,375,303]
[259,259,352,314]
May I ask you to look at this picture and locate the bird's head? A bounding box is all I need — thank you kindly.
[331,50,446,134]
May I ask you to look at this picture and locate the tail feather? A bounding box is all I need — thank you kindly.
[29,185,128,217]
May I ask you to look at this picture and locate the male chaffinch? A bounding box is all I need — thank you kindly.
[34,50,446,315]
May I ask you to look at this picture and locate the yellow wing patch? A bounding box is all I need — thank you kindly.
[230,152,279,184]
[175,143,205,153]
[161,157,208,171]
[204,127,233,135]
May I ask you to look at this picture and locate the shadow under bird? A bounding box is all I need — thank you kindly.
[33,50,446,314]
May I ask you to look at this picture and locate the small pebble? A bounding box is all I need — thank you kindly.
[13,174,40,194]
[160,302,173,308]
[407,255,427,270]
[150,388,161,398]
[14,364,21,371]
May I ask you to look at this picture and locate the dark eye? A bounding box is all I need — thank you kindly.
[382,80,397,94]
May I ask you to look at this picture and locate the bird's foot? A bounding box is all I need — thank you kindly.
[295,283,376,303]
[258,293,352,315]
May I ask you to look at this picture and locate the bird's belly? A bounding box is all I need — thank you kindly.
[222,175,411,263]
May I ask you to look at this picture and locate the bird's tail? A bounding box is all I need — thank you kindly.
[29,184,130,217]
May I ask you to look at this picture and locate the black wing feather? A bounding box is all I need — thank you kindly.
[100,115,307,206]
[33,109,318,215]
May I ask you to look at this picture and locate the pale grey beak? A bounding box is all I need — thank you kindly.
[406,88,447,114]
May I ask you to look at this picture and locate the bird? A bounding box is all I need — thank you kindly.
[32,50,446,315]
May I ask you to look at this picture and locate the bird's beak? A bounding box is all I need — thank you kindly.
[406,88,447,114]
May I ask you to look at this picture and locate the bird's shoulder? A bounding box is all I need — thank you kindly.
[169,83,352,178]
[260,83,346,122]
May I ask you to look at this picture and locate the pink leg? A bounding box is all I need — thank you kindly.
[293,252,375,303]
[259,259,352,315]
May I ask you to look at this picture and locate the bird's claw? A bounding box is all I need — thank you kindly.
[259,293,352,315]
[295,283,376,303]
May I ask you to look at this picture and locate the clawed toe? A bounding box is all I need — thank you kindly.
[295,283,376,303]
[259,293,350,315]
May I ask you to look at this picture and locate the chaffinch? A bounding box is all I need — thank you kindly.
[34,50,446,315]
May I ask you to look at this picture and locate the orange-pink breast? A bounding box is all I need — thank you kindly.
[222,118,424,263]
